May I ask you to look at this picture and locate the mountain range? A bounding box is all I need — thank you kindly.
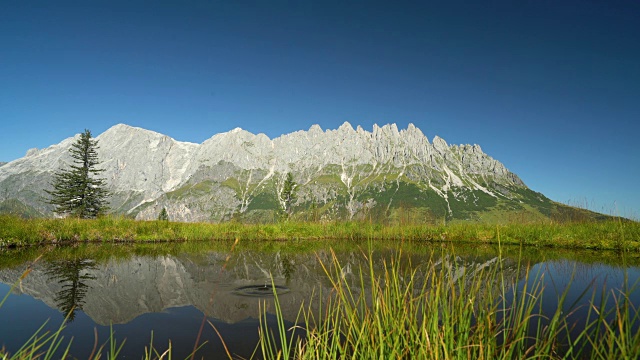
[0,123,599,222]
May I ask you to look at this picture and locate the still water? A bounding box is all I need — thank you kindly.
[0,241,638,359]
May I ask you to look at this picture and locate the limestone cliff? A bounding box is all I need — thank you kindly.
[0,123,554,222]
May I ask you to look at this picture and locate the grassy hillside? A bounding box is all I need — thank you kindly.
[0,174,621,224]
[0,198,43,218]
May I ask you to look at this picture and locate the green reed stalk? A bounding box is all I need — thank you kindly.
[258,245,640,359]
[258,276,305,359]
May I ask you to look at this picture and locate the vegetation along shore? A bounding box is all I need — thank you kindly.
[1,214,638,251]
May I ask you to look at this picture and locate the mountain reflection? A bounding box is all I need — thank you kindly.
[0,249,524,327]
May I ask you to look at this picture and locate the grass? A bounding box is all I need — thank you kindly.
[257,245,640,359]
[0,215,638,251]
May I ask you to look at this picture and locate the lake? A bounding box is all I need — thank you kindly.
[0,241,638,359]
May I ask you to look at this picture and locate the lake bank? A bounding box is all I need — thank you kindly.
[0,215,638,251]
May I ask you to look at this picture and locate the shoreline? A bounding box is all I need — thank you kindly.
[1,215,638,251]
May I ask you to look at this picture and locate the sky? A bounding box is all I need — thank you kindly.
[1,1,639,218]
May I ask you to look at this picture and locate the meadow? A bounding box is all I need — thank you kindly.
[0,214,638,251]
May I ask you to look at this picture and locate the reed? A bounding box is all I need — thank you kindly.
[258,246,640,359]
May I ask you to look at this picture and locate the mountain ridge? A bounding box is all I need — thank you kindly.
[0,122,584,222]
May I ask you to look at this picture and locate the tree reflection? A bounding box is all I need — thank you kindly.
[281,254,296,283]
[45,258,97,322]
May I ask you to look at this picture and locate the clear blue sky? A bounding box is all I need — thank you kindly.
[1,1,639,218]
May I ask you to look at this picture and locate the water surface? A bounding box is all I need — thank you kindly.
[0,241,638,358]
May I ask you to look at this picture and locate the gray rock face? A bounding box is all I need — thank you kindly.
[0,122,534,221]
[98,124,199,198]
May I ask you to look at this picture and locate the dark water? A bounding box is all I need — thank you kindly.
[0,242,638,359]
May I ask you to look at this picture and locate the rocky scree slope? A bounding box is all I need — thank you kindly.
[0,123,556,222]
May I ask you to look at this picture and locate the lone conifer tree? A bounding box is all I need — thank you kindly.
[158,207,169,221]
[279,172,297,219]
[46,129,109,218]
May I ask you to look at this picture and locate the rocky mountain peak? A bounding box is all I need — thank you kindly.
[337,121,355,133]
[99,124,177,143]
[404,123,425,138]
[107,123,135,132]
[0,122,535,222]
[432,135,449,153]
[308,124,323,135]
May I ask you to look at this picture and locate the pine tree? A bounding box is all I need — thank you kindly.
[45,129,109,218]
[158,207,169,221]
[279,172,297,219]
